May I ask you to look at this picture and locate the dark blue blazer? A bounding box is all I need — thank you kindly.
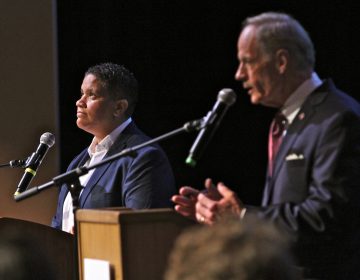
[51,122,176,229]
[254,80,360,279]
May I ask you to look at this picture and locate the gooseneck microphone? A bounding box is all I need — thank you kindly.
[185,88,237,167]
[14,132,55,197]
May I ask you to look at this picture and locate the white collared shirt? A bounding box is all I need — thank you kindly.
[281,72,323,124]
[61,118,132,233]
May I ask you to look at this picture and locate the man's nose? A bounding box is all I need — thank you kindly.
[235,64,246,81]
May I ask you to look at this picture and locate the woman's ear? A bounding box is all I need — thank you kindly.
[275,49,289,74]
[114,99,129,118]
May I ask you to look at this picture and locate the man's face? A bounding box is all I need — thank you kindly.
[235,26,283,108]
[76,74,119,138]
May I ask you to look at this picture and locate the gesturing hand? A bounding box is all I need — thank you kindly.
[172,178,222,221]
[196,181,243,225]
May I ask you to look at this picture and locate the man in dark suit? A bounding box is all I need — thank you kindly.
[172,12,360,279]
[52,63,176,232]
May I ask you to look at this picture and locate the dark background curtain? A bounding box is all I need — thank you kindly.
[56,1,360,206]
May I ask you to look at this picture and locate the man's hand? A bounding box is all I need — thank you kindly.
[196,182,243,225]
[172,186,200,221]
[172,178,231,223]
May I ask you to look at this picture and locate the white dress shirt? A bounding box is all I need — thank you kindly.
[281,72,323,124]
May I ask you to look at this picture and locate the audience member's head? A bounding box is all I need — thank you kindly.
[165,215,298,280]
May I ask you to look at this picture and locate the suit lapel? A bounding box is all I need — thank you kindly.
[56,149,90,221]
[272,105,315,178]
[78,123,136,207]
[263,81,331,205]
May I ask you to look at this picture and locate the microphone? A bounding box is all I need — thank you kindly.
[14,132,55,197]
[185,88,237,167]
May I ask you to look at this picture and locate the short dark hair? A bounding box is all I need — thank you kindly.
[85,62,138,116]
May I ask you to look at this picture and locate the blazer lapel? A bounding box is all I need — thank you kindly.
[55,149,90,222]
[272,106,315,178]
[263,81,330,205]
[78,124,135,207]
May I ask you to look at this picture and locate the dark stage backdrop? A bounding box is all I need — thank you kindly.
[56,1,360,206]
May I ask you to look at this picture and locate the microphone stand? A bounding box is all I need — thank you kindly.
[14,118,204,202]
[68,177,82,280]
[13,118,204,280]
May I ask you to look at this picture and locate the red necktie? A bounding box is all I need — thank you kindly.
[268,112,288,176]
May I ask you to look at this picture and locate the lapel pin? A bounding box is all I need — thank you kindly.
[298,112,305,120]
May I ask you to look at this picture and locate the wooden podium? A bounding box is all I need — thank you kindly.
[0,217,74,280]
[76,208,196,280]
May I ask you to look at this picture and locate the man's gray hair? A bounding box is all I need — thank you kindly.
[243,12,315,71]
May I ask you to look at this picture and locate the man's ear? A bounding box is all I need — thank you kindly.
[275,49,289,74]
[114,99,128,118]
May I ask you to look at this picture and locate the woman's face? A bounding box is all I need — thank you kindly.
[76,74,118,139]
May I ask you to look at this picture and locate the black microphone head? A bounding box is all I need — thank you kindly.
[218,88,237,106]
[185,89,237,167]
[40,132,55,147]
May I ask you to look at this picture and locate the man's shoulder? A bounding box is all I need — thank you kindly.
[309,79,360,116]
